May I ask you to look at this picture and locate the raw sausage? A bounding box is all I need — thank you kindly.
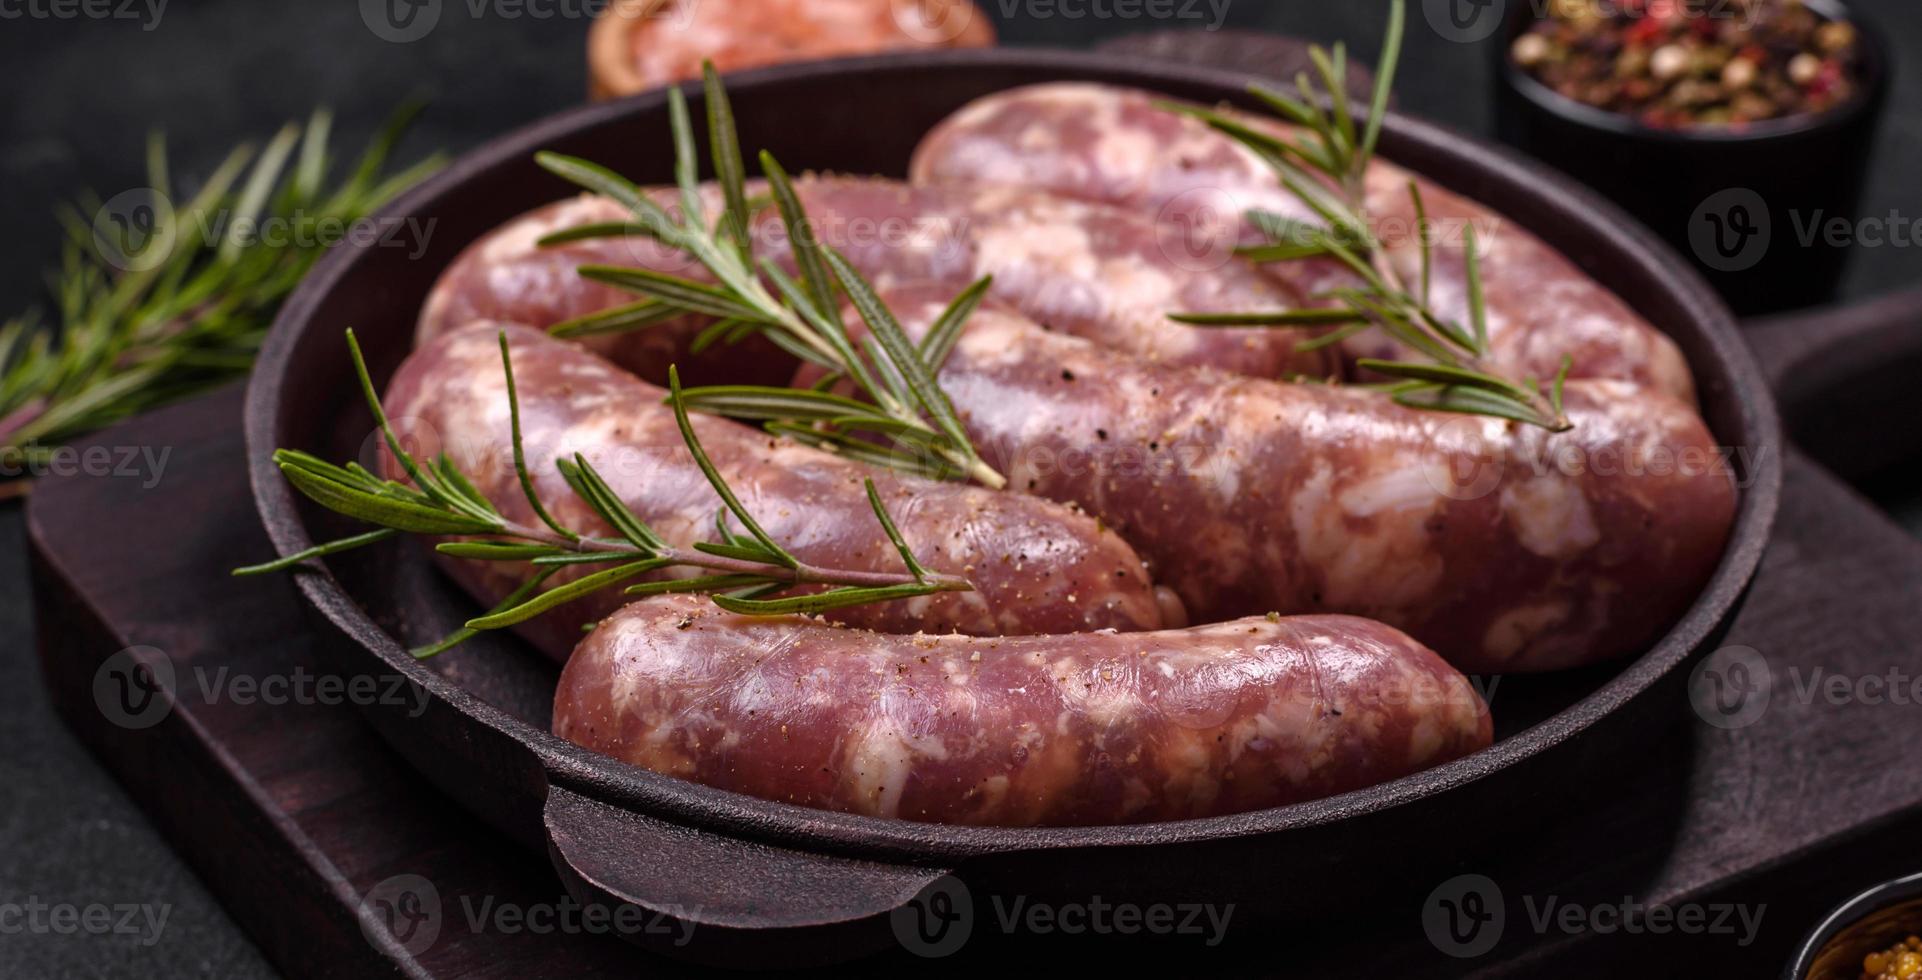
[417,178,1337,381]
[553,593,1493,825]
[778,177,1336,378]
[823,286,1736,673]
[910,82,1697,402]
[417,194,800,389]
[381,322,1171,659]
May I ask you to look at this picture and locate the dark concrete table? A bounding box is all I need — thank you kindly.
[2,2,1917,976]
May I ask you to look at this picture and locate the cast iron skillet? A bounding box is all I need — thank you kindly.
[246,49,1780,966]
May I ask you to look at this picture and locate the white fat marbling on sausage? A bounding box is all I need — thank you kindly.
[479,195,626,264]
[556,596,1493,825]
[1501,474,1602,560]
[1482,601,1574,664]
[1290,462,1445,609]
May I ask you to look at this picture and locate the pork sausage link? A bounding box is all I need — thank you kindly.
[382,322,1170,659]
[417,194,800,389]
[783,177,1335,378]
[909,82,1697,403]
[417,178,1337,381]
[850,286,1737,673]
[554,593,1492,825]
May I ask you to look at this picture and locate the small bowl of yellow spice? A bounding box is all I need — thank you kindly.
[1789,872,1922,980]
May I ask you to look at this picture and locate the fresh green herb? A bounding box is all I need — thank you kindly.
[533,64,1007,486]
[0,107,443,492]
[235,329,971,657]
[1166,0,1573,432]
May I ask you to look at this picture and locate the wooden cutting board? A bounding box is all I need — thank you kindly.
[26,376,1922,978]
[26,32,1922,980]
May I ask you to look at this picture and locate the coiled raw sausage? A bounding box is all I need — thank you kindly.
[910,82,1697,402]
[417,178,1337,381]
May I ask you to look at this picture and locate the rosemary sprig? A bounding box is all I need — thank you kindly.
[0,107,442,491]
[1166,0,1573,432]
[235,329,971,657]
[532,64,1008,487]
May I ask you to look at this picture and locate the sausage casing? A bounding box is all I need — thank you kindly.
[554,593,1492,825]
[845,287,1737,673]
[779,177,1334,378]
[910,82,1696,402]
[381,322,1169,658]
[417,194,799,389]
[417,177,1336,381]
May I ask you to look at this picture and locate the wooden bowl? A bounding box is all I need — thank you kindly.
[247,49,1780,966]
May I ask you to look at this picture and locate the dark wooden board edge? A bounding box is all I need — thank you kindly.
[27,387,655,979]
[28,389,404,979]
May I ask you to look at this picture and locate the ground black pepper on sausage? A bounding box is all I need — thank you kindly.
[808,287,1736,673]
[381,322,1171,659]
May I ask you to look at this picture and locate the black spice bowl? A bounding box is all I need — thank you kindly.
[1494,0,1889,316]
[1788,872,1922,979]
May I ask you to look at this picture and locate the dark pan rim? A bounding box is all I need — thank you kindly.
[247,47,1781,861]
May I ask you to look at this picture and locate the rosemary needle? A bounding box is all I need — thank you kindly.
[535,63,1008,487]
[238,330,972,657]
[1168,0,1574,432]
[0,106,444,492]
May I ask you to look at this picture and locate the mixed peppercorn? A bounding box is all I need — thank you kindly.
[1511,0,1862,129]
[1864,935,1922,980]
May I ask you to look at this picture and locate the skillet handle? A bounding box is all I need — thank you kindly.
[1743,286,1922,479]
[542,784,953,966]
